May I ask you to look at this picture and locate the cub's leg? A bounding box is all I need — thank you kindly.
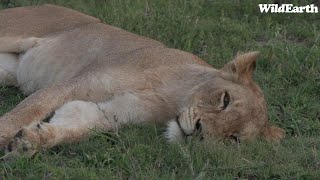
[0,53,18,86]
[5,93,161,157]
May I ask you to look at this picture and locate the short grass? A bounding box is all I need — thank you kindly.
[0,0,319,179]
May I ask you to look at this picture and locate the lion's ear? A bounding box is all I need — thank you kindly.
[221,51,260,84]
[262,126,285,142]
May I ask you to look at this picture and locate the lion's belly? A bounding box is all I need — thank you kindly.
[16,37,97,95]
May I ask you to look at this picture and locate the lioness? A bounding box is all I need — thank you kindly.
[0,4,284,156]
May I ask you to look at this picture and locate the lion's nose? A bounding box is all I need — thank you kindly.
[229,135,241,143]
[184,119,203,140]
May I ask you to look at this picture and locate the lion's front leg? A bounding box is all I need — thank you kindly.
[5,100,110,157]
[0,83,77,148]
[5,92,162,157]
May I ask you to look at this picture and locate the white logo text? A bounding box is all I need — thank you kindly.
[259,4,318,13]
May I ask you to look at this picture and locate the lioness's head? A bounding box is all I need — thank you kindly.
[166,51,284,143]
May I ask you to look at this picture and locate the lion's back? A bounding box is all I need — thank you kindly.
[0,4,100,37]
[1,4,212,95]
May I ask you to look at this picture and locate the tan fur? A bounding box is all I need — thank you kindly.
[0,4,284,157]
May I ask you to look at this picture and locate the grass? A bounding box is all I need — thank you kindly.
[0,0,319,179]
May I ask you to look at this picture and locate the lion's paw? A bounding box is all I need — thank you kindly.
[4,122,48,158]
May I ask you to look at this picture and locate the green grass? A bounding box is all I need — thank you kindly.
[1,0,319,179]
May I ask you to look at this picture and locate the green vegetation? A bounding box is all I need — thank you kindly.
[0,0,319,179]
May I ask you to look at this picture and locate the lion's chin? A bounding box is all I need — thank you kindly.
[165,120,184,143]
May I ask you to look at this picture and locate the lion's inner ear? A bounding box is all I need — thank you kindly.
[221,51,260,84]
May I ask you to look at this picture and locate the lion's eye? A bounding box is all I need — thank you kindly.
[223,91,230,110]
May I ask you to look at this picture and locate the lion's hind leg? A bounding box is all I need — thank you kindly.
[5,100,111,157]
[0,36,41,86]
[0,53,18,86]
[0,37,39,53]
